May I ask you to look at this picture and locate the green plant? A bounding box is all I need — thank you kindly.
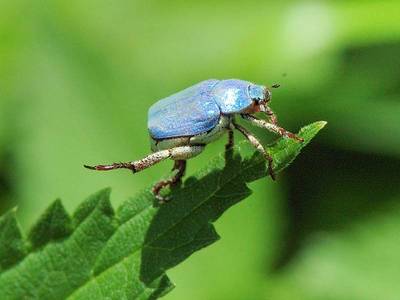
[0,122,325,300]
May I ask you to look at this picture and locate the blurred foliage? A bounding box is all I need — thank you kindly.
[0,0,399,299]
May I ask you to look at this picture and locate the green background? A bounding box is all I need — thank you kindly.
[1,0,399,299]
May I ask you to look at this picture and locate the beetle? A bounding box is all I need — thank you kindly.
[85,79,303,202]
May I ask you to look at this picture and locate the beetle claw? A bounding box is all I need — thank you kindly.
[152,180,174,204]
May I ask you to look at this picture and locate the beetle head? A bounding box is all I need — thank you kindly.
[245,84,270,111]
[248,84,267,103]
[245,84,279,124]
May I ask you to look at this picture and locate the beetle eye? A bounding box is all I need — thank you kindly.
[253,98,265,107]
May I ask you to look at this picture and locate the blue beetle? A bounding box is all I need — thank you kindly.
[85,79,302,202]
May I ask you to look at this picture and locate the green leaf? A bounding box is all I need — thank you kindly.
[28,199,71,250]
[0,208,26,272]
[0,121,326,300]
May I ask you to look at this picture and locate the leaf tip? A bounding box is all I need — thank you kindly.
[0,208,27,271]
[296,120,327,143]
[72,187,113,226]
[28,198,72,249]
[314,120,327,129]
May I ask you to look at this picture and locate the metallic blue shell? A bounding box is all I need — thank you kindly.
[148,79,264,139]
[248,84,266,100]
[211,79,253,113]
[148,79,221,139]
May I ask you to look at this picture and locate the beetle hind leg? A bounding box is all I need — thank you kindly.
[152,145,204,203]
[85,145,204,203]
[152,160,187,203]
[84,149,172,173]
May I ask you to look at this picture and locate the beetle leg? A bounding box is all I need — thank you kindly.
[86,146,203,203]
[225,129,234,151]
[152,160,187,203]
[171,160,187,185]
[241,114,304,142]
[233,122,276,180]
[84,145,202,173]
[264,106,278,124]
[152,145,204,203]
[84,149,172,172]
[225,129,234,150]
[224,129,235,161]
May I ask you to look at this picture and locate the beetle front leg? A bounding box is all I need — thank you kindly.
[233,122,276,180]
[264,106,278,124]
[241,114,303,142]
